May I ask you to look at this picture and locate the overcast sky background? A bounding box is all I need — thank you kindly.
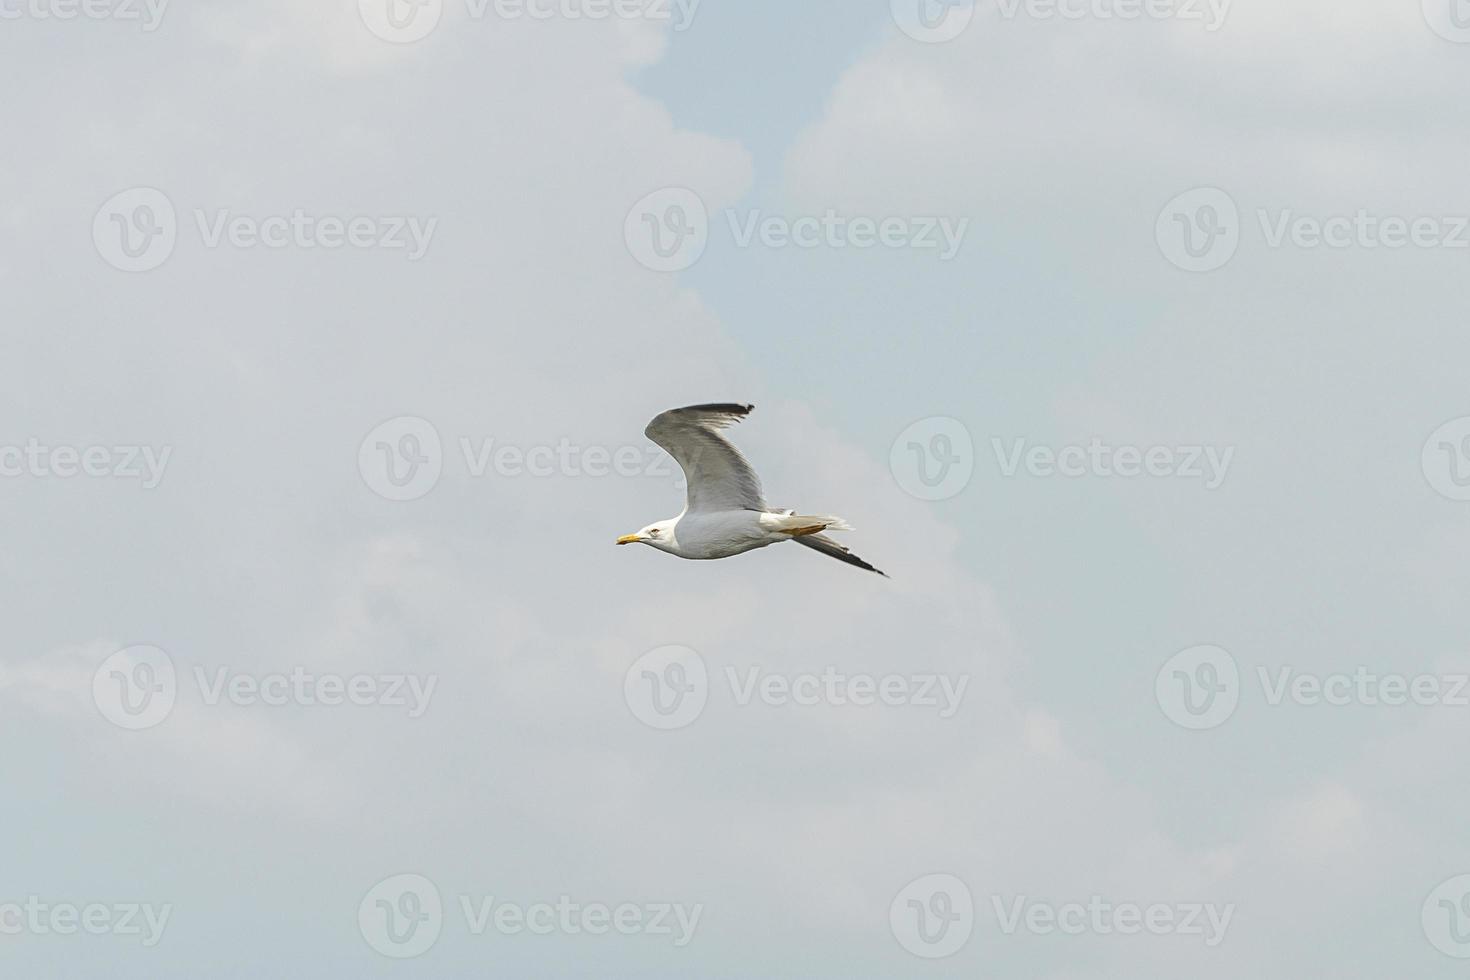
[3,0,1470,976]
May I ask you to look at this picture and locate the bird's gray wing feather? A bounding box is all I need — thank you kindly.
[645,403,766,513]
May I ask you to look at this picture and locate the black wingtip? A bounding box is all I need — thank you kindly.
[793,535,888,577]
[847,554,887,577]
[842,549,887,577]
[682,402,753,416]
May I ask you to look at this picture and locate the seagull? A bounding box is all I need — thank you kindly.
[617,403,887,576]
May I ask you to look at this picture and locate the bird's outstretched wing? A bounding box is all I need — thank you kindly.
[645,403,765,513]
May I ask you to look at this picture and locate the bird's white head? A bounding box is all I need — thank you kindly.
[616,520,676,552]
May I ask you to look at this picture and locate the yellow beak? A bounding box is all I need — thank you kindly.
[616,534,643,546]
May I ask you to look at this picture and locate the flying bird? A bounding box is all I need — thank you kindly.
[617,403,887,576]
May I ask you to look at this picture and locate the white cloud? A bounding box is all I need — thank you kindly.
[788,0,1468,216]
[1268,781,1368,858]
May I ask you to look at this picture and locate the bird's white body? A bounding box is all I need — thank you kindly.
[618,403,886,576]
[640,509,849,561]
[652,510,770,560]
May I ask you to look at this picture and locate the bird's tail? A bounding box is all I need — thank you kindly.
[771,514,853,536]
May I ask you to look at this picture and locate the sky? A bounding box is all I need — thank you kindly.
[3,0,1470,976]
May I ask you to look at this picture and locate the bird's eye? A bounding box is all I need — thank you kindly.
[648,529,660,537]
